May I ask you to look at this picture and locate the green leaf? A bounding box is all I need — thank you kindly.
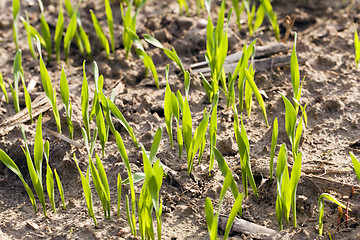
[54,169,66,210]
[182,97,193,154]
[205,198,214,236]
[0,149,37,212]
[54,1,64,62]
[107,98,138,148]
[12,0,20,49]
[223,193,244,240]
[37,37,61,133]
[104,0,115,52]
[270,117,278,183]
[355,27,360,68]
[23,146,47,217]
[46,161,55,212]
[117,173,122,217]
[38,0,52,64]
[81,61,90,140]
[34,114,44,180]
[150,127,162,163]
[73,154,97,225]
[20,69,33,122]
[280,93,296,145]
[64,9,78,64]
[90,10,110,58]
[164,79,173,148]
[350,152,360,182]
[0,72,8,103]
[244,68,268,127]
[213,148,240,201]
[318,193,347,235]
[23,12,37,59]
[291,32,300,99]
[12,49,21,113]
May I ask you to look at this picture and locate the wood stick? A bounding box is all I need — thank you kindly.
[43,127,83,148]
[218,214,277,237]
[190,42,289,69]
[192,54,306,77]
[303,174,360,196]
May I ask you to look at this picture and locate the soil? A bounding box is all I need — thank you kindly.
[0,0,360,239]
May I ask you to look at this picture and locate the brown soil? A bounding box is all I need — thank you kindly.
[0,0,360,239]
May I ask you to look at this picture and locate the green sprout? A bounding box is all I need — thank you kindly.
[354,25,359,69]
[121,0,147,59]
[20,15,46,59]
[126,29,159,88]
[54,0,64,63]
[138,127,164,240]
[0,150,37,213]
[64,6,78,64]
[144,35,185,75]
[196,0,205,15]
[205,163,243,240]
[203,0,231,102]
[231,0,245,30]
[164,65,182,154]
[64,0,92,60]
[36,37,62,133]
[12,0,20,50]
[270,117,278,183]
[318,193,347,235]
[73,154,97,226]
[177,0,190,16]
[350,152,360,181]
[290,33,305,113]
[104,0,115,53]
[117,173,122,218]
[233,106,258,199]
[280,93,304,159]
[11,49,21,113]
[90,10,110,58]
[20,66,33,123]
[60,67,74,139]
[114,130,137,236]
[54,169,66,210]
[81,61,90,140]
[89,153,111,218]
[38,0,52,65]
[24,11,37,59]
[0,72,8,103]
[243,0,279,40]
[275,144,302,230]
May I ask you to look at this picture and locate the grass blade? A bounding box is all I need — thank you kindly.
[104,0,115,52]
[81,60,90,140]
[0,72,8,103]
[350,152,360,182]
[20,68,33,122]
[37,37,61,133]
[0,149,37,212]
[54,169,66,210]
[73,154,97,225]
[64,9,78,64]
[117,173,122,217]
[12,0,20,50]
[90,10,110,58]
[54,0,64,62]
[60,67,74,139]
[244,68,269,127]
[38,0,52,64]
[270,117,278,183]
[12,49,21,113]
